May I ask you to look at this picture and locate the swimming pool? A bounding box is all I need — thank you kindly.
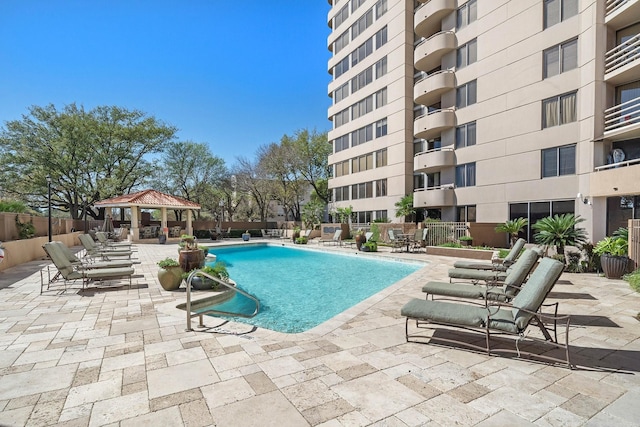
[198,244,423,333]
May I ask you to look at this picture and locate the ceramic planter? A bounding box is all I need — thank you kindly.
[158,266,183,291]
[600,254,629,279]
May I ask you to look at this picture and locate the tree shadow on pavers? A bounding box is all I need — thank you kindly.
[556,314,620,327]
[408,328,640,373]
[0,259,51,290]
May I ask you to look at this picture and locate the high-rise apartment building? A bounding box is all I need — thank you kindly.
[327,0,640,242]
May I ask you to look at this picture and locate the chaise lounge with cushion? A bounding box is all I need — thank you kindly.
[452,238,526,271]
[401,257,572,367]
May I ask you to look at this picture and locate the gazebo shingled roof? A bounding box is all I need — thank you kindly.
[95,189,201,210]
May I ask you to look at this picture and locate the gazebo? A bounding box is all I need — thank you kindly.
[94,189,201,242]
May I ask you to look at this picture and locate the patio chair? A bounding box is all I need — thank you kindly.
[410,228,428,253]
[42,242,135,291]
[321,229,343,246]
[387,229,404,253]
[78,234,134,260]
[402,257,571,367]
[421,248,541,304]
[51,241,136,268]
[452,238,526,271]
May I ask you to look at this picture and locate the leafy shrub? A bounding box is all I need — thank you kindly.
[157,258,180,268]
[15,215,35,239]
[362,241,378,252]
[565,250,583,273]
[439,242,462,248]
[624,269,640,293]
[295,236,308,244]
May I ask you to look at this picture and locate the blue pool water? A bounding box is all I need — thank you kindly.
[201,244,423,333]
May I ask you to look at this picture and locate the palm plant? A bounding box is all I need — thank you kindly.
[395,195,416,222]
[532,213,587,257]
[495,217,528,247]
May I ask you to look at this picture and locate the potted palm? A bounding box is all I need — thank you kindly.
[532,213,587,265]
[594,228,629,279]
[495,217,528,247]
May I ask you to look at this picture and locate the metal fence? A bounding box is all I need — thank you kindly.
[422,221,469,246]
[630,219,640,270]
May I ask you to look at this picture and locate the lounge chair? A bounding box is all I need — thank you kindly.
[78,234,134,260]
[452,238,526,271]
[42,242,135,291]
[447,245,542,284]
[51,241,136,268]
[402,257,571,367]
[95,231,134,248]
[422,248,541,304]
[321,229,343,246]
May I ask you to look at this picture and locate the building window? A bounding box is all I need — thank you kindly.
[334,108,350,128]
[334,82,349,104]
[457,0,477,29]
[351,9,373,40]
[351,95,373,120]
[455,122,476,149]
[455,162,476,187]
[334,57,350,78]
[457,205,477,222]
[351,38,374,67]
[456,80,477,108]
[334,134,349,153]
[334,4,349,29]
[375,26,388,48]
[375,118,388,137]
[375,56,387,78]
[334,160,350,177]
[375,210,388,221]
[542,144,576,177]
[375,0,387,19]
[413,173,425,191]
[351,0,366,13]
[543,38,577,78]
[376,178,387,197]
[544,0,578,29]
[351,124,374,147]
[355,211,373,224]
[542,91,577,128]
[334,30,350,54]
[334,186,350,202]
[456,39,477,69]
[426,172,441,188]
[352,181,373,199]
[375,87,387,108]
[376,148,387,167]
[351,66,373,94]
[352,153,374,173]
[510,200,574,242]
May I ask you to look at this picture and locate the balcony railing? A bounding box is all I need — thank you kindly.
[606,0,631,15]
[605,33,640,75]
[604,96,640,133]
[595,157,640,171]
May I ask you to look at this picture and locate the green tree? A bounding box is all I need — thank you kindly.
[495,217,528,247]
[0,104,176,219]
[301,199,325,229]
[532,213,587,257]
[153,141,226,220]
[288,128,331,204]
[394,195,416,222]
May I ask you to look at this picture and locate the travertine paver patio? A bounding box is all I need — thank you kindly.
[0,239,639,426]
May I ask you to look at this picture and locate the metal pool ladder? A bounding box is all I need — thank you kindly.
[184,269,260,332]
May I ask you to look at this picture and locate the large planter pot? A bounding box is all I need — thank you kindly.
[179,249,205,273]
[191,276,232,291]
[158,266,184,291]
[355,234,366,250]
[158,234,166,244]
[600,254,629,279]
[242,233,250,241]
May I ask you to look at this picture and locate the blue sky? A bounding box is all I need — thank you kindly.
[0,1,331,164]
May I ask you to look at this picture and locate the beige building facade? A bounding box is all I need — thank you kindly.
[327,0,640,242]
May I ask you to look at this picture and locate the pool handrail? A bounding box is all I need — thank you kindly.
[184,269,260,331]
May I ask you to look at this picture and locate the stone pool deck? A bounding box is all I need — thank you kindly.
[0,239,639,426]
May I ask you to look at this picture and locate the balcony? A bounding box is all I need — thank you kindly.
[414,31,456,72]
[606,0,640,30]
[604,34,640,85]
[414,148,455,174]
[414,108,455,140]
[414,185,455,207]
[603,96,640,141]
[591,159,640,197]
[414,70,455,106]
[414,0,456,38]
